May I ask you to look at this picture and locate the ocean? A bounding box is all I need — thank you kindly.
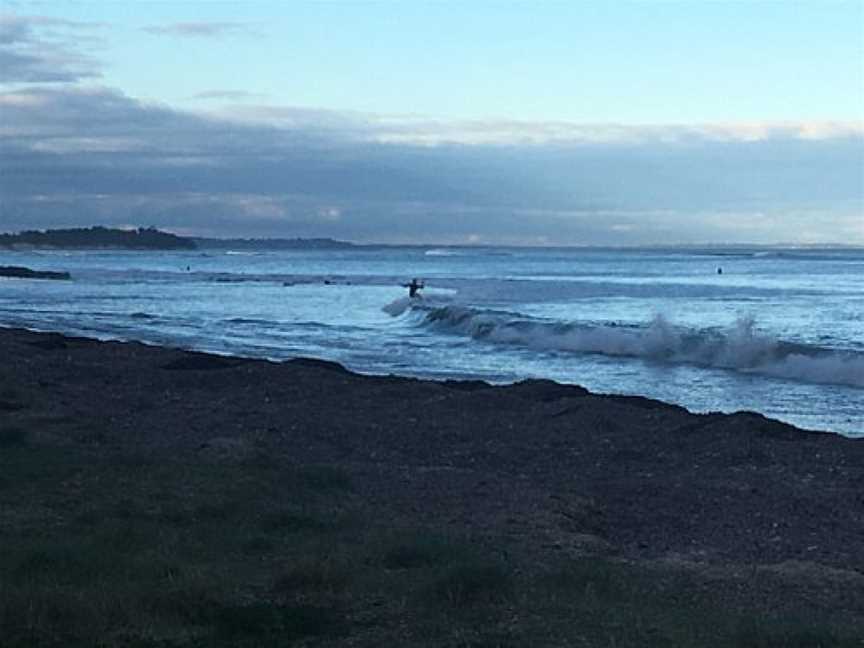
[1,245,862,437]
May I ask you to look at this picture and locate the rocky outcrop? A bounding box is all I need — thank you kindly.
[0,266,71,280]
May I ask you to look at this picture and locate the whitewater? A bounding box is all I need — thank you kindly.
[0,245,861,436]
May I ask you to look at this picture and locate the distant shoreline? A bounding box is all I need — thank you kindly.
[2,227,863,252]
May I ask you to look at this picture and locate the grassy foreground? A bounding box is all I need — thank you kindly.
[1,327,863,646]
[0,439,860,647]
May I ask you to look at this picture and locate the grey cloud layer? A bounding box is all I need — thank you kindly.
[0,14,103,83]
[1,86,862,244]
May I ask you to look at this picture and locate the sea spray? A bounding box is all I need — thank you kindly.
[389,301,864,388]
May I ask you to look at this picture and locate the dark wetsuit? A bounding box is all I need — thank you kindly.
[406,279,423,298]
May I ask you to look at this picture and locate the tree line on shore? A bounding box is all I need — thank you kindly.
[0,226,357,250]
[0,226,196,250]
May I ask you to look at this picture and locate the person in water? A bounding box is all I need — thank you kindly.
[404,278,424,298]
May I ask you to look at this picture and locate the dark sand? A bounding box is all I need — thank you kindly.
[2,325,863,644]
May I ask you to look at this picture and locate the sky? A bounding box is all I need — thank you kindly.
[1,0,862,245]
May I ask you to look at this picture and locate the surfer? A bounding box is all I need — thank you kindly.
[404,278,424,298]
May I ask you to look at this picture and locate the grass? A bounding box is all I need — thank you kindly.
[0,445,358,646]
[380,530,461,570]
[213,603,346,641]
[428,559,514,608]
[0,385,27,412]
[272,554,353,594]
[0,442,860,647]
[0,426,28,447]
[731,617,859,648]
[293,463,353,492]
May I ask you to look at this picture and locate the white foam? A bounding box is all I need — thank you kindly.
[414,306,864,388]
[758,353,864,387]
[424,248,513,258]
[382,296,413,316]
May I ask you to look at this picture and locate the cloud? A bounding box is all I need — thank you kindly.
[1,85,862,244]
[191,90,269,101]
[204,100,864,149]
[0,14,103,83]
[212,100,864,147]
[212,103,380,140]
[142,21,252,38]
[365,116,864,147]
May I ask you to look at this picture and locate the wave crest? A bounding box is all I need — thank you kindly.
[394,303,864,388]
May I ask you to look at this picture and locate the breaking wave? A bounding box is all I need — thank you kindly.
[389,302,864,388]
[424,248,513,257]
[382,296,414,316]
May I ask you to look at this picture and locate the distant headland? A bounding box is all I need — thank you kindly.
[0,227,356,251]
[0,226,196,250]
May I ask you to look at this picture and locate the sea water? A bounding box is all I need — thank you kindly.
[0,246,861,437]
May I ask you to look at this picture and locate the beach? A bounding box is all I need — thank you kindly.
[1,325,863,646]
[2,246,862,438]
[5,0,863,643]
